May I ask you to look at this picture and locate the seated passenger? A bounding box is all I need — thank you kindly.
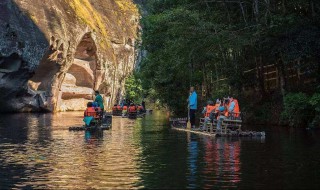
[204,100,216,118]
[112,104,118,112]
[228,96,240,118]
[137,104,144,112]
[84,102,101,119]
[122,104,128,116]
[216,103,227,133]
[117,104,122,111]
[84,102,98,127]
[128,103,137,113]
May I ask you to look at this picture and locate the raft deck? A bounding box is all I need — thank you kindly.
[170,117,265,137]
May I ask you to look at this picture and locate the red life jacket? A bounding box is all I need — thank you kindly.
[123,106,127,110]
[84,107,99,118]
[205,105,216,117]
[117,105,122,110]
[112,106,117,111]
[138,106,143,111]
[129,106,136,112]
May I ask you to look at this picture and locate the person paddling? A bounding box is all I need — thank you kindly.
[188,86,197,129]
[94,90,104,112]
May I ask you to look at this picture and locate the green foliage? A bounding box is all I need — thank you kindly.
[281,93,315,127]
[138,0,320,121]
[124,74,143,103]
[309,93,320,127]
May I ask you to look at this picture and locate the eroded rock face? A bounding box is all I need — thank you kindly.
[0,0,140,112]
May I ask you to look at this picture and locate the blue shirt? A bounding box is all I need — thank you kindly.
[218,106,225,112]
[189,91,197,110]
[228,101,235,112]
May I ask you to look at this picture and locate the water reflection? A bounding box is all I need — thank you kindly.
[1,112,320,189]
[185,134,241,189]
[0,113,143,189]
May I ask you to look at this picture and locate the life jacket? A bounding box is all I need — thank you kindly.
[123,106,128,110]
[205,105,216,117]
[129,105,136,112]
[84,107,99,118]
[138,106,143,111]
[214,103,220,113]
[112,106,117,111]
[232,99,240,117]
[117,105,122,110]
[224,102,230,117]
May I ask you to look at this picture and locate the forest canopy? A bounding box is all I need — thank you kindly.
[137,0,320,125]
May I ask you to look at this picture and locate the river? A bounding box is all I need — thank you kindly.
[0,111,320,189]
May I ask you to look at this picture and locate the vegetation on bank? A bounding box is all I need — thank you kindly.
[134,0,320,127]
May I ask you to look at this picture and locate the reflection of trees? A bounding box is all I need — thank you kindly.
[136,113,189,188]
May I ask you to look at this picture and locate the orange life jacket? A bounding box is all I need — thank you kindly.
[84,107,99,118]
[123,106,127,110]
[224,102,230,117]
[232,99,240,117]
[214,103,220,113]
[205,105,216,117]
[129,106,136,112]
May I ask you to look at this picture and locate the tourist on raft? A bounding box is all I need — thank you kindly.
[128,103,137,113]
[122,104,128,116]
[94,90,104,112]
[83,102,102,127]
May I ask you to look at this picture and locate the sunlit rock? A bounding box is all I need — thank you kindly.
[0,0,140,112]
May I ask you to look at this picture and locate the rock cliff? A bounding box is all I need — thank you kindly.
[0,0,140,112]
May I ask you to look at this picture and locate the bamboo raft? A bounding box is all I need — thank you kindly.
[169,117,265,137]
[69,113,112,131]
[69,125,111,131]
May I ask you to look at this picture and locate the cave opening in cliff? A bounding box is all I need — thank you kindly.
[57,33,98,111]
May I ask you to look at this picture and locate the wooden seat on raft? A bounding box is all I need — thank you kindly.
[112,110,122,116]
[128,111,137,119]
[199,112,242,134]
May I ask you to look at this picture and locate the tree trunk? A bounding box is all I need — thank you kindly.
[239,1,247,24]
[278,57,287,98]
[256,56,266,98]
[253,0,259,22]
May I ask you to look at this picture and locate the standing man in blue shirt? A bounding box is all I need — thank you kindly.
[188,86,197,128]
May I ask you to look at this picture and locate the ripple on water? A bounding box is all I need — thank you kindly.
[2,112,320,189]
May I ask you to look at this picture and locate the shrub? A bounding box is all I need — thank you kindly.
[281,93,312,127]
[309,93,320,128]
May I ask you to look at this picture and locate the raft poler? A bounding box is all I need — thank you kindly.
[83,102,102,127]
[94,90,104,112]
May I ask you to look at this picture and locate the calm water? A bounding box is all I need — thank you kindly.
[0,111,320,189]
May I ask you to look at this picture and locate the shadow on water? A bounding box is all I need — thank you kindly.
[1,111,320,189]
